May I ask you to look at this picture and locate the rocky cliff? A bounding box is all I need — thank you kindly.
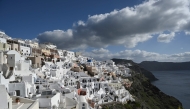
[139,61,190,71]
[102,59,184,109]
[112,58,158,81]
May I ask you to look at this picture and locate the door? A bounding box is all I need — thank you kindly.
[15,90,20,96]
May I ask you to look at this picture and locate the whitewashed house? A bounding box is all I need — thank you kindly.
[57,49,66,61]
[49,64,63,78]
[22,74,37,84]
[63,61,74,69]
[63,50,75,58]
[0,85,12,109]
[14,39,31,56]
[39,42,57,50]
[0,71,15,90]
[0,37,7,43]
[115,89,135,103]
[25,39,39,48]
[106,60,116,67]
[0,31,12,39]
[76,96,89,109]
[34,89,61,109]
[9,81,36,97]
[64,76,77,87]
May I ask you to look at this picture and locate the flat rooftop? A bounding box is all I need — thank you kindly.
[12,103,33,109]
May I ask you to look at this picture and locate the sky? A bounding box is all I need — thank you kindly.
[1,0,190,63]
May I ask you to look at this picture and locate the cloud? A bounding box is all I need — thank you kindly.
[31,38,39,43]
[37,29,87,50]
[185,31,190,35]
[37,0,190,50]
[157,32,175,43]
[83,49,190,63]
[92,48,109,54]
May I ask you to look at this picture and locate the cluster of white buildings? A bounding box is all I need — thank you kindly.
[0,31,134,109]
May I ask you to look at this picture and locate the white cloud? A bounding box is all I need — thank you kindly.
[92,48,109,54]
[83,49,190,63]
[185,31,190,35]
[157,32,175,43]
[37,0,190,50]
[31,38,39,43]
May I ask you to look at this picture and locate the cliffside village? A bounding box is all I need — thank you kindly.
[0,31,135,109]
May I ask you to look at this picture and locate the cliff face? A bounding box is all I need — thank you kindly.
[106,58,183,109]
[112,59,158,82]
[139,61,190,71]
[127,66,183,109]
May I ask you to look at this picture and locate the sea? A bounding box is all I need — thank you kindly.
[151,70,190,109]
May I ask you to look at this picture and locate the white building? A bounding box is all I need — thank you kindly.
[63,51,75,57]
[0,85,12,109]
[64,76,77,87]
[0,37,7,43]
[22,74,36,84]
[57,49,65,59]
[0,31,11,39]
[0,71,15,91]
[76,96,89,109]
[34,89,61,109]
[9,81,36,97]
[25,39,39,48]
[39,42,57,49]
[19,42,31,56]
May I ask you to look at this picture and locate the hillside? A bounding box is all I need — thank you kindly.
[104,58,184,109]
[112,58,158,81]
[139,61,190,71]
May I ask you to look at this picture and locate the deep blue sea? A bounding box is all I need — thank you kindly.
[151,71,190,109]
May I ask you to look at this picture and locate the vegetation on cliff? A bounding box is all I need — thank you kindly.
[102,59,184,109]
